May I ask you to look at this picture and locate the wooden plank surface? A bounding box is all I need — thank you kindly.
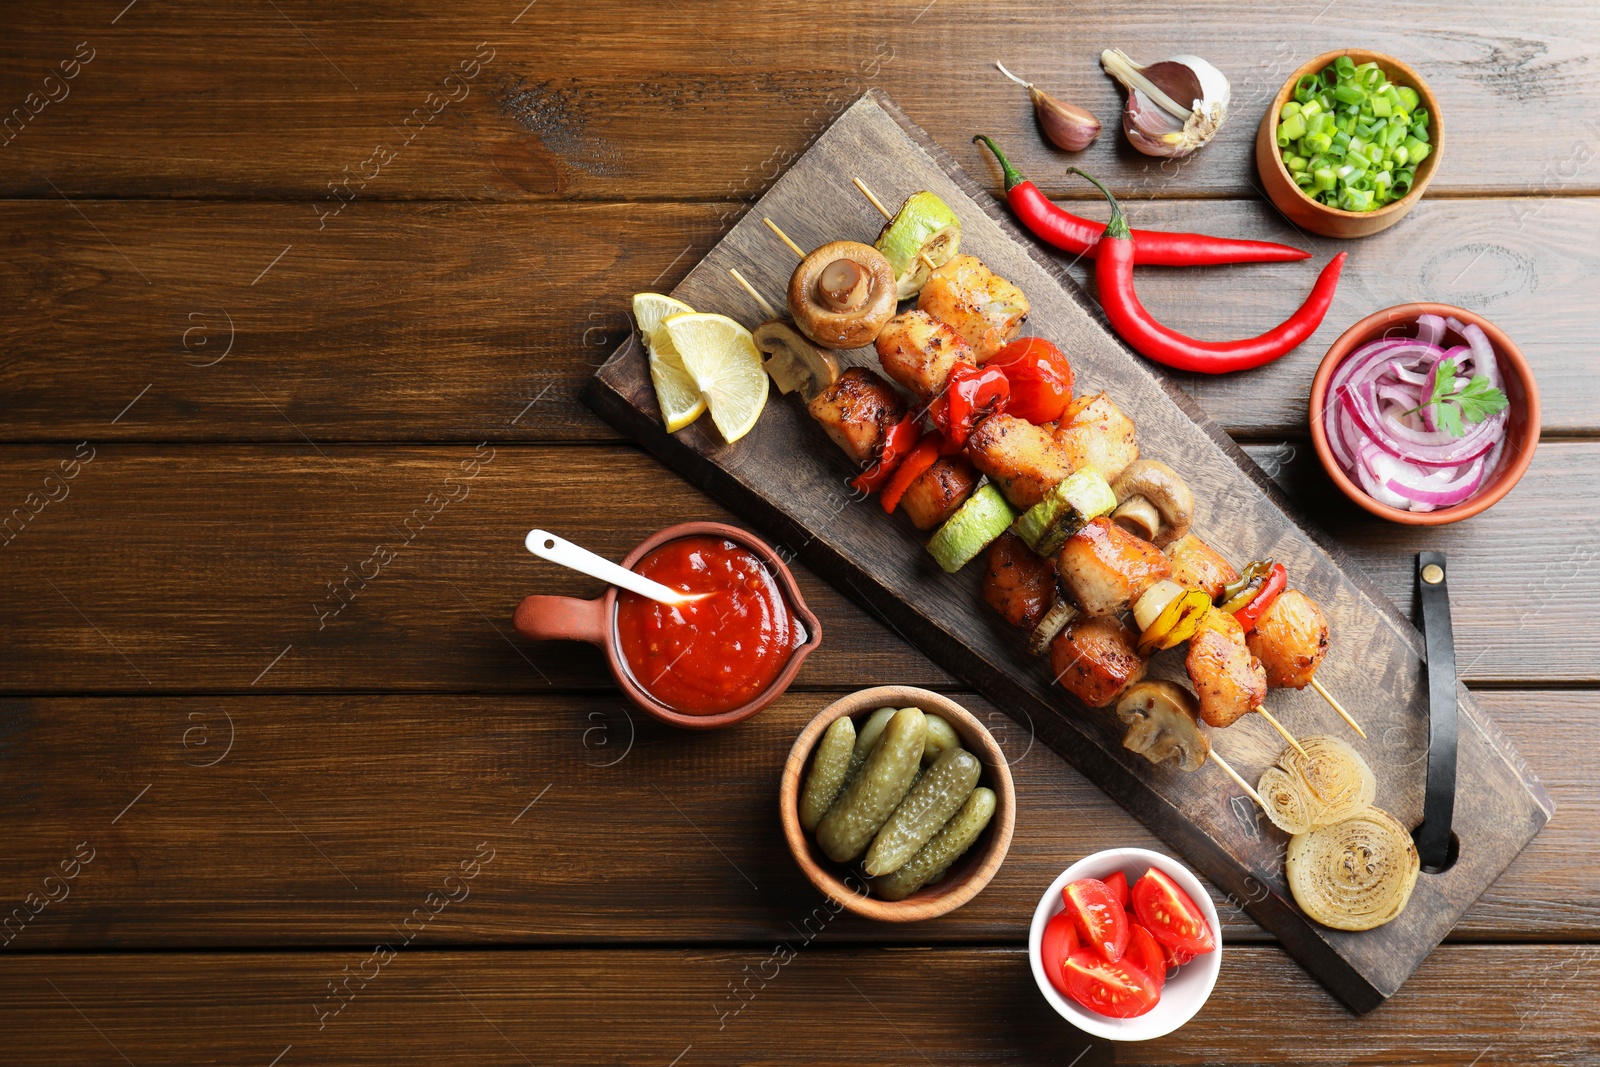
[2,946,1595,1065]
[0,689,1589,951]
[589,92,1549,1009]
[3,197,1596,442]
[1,1,1596,201]
[1,441,1596,692]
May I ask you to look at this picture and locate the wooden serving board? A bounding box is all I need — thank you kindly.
[586,90,1552,1012]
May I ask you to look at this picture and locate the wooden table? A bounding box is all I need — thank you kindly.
[1,3,1595,1063]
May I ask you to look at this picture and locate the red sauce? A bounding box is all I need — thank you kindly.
[615,536,802,715]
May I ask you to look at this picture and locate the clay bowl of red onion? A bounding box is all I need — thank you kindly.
[1310,303,1539,525]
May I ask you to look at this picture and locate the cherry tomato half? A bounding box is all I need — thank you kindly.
[1039,909,1079,1000]
[1131,868,1216,956]
[1105,869,1130,910]
[1124,923,1168,995]
[988,338,1075,424]
[1063,877,1129,964]
[1062,950,1160,1019]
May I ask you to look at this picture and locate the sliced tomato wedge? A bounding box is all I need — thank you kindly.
[1062,950,1160,1019]
[1124,922,1168,995]
[1062,877,1129,964]
[1105,869,1130,910]
[1131,868,1216,956]
[1164,941,1196,969]
[1039,909,1079,999]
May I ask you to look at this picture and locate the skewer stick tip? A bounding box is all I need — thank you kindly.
[762,217,806,260]
[727,267,779,320]
[1254,705,1308,758]
[1310,677,1367,738]
[852,176,894,220]
[1209,749,1266,811]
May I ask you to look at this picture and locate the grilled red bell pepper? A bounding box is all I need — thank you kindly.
[879,435,942,514]
[930,364,1010,449]
[1233,562,1287,633]
[988,337,1074,424]
[849,414,922,496]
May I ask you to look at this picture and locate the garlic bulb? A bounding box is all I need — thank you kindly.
[1101,48,1230,158]
[995,61,1101,152]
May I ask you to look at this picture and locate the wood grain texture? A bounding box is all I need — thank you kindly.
[0,442,1597,692]
[1,1,1595,200]
[2,196,1595,442]
[588,93,1550,1009]
[0,690,1588,951]
[2,946,1595,1065]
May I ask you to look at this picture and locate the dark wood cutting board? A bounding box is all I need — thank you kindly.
[586,90,1552,1013]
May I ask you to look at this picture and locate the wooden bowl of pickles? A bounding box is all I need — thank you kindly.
[779,686,1016,921]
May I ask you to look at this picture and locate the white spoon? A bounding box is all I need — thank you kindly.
[524,529,709,606]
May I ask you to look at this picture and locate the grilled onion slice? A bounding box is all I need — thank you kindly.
[1258,765,1314,834]
[1286,807,1420,931]
[1284,735,1377,828]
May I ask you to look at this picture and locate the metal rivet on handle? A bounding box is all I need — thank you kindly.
[1421,563,1444,585]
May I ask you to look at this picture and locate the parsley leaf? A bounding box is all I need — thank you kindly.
[1407,357,1509,438]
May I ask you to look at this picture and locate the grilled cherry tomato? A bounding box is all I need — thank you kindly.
[848,415,922,496]
[1039,909,1080,999]
[1105,870,1130,910]
[879,436,942,514]
[1232,562,1287,634]
[1062,950,1160,1018]
[1063,877,1129,964]
[987,337,1074,424]
[1131,868,1216,956]
[1124,923,1169,994]
[930,363,1010,448]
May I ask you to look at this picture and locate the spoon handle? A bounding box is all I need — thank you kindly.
[524,529,691,606]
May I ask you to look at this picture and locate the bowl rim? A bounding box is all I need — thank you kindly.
[1028,847,1222,1041]
[1262,48,1443,221]
[607,521,823,729]
[1308,302,1540,525]
[778,685,1017,922]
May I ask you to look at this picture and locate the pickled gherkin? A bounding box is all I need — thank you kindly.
[864,746,981,876]
[844,707,899,783]
[873,786,997,901]
[799,716,856,833]
[921,714,961,766]
[815,708,925,863]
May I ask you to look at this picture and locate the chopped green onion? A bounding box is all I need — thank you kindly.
[1279,113,1306,141]
[1397,85,1420,110]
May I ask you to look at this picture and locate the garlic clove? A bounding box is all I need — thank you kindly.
[1101,49,1230,159]
[996,60,1101,152]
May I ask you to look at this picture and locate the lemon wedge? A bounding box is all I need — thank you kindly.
[632,293,705,433]
[663,312,769,443]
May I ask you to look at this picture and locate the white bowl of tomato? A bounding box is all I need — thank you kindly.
[1028,847,1221,1041]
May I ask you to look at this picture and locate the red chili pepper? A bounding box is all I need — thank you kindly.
[1234,563,1287,633]
[848,415,922,495]
[931,363,1010,449]
[1070,167,1347,375]
[879,436,942,514]
[974,136,1310,267]
[987,337,1074,424]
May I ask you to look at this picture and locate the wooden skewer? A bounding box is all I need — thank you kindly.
[1310,676,1367,738]
[1209,749,1265,811]
[853,176,893,220]
[763,217,806,260]
[1254,705,1307,758]
[728,268,778,319]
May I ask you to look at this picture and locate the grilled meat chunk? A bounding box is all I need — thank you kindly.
[874,310,973,401]
[982,532,1058,630]
[899,456,978,531]
[806,367,907,467]
[916,254,1029,361]
[965,414,1077,509]
[1055,517,1172,617]
[1246,589,1330,690]
[1053,392,1139,485]
[1049,616,1148,708]
[1186,608,1269,728]
[1165,534,1241,602]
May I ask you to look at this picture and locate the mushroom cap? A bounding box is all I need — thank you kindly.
[787,240,898,350]
[751,320,840,403]
[1116,679,1210,771]
[1110,459,1194,547]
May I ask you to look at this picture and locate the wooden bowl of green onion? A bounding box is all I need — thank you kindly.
[1256,49,1442,239]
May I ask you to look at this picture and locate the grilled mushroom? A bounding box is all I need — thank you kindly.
[1110,460,1194,547]
[787,240,898,350]
[1116,680,1210,771]
[751,320,840,402]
